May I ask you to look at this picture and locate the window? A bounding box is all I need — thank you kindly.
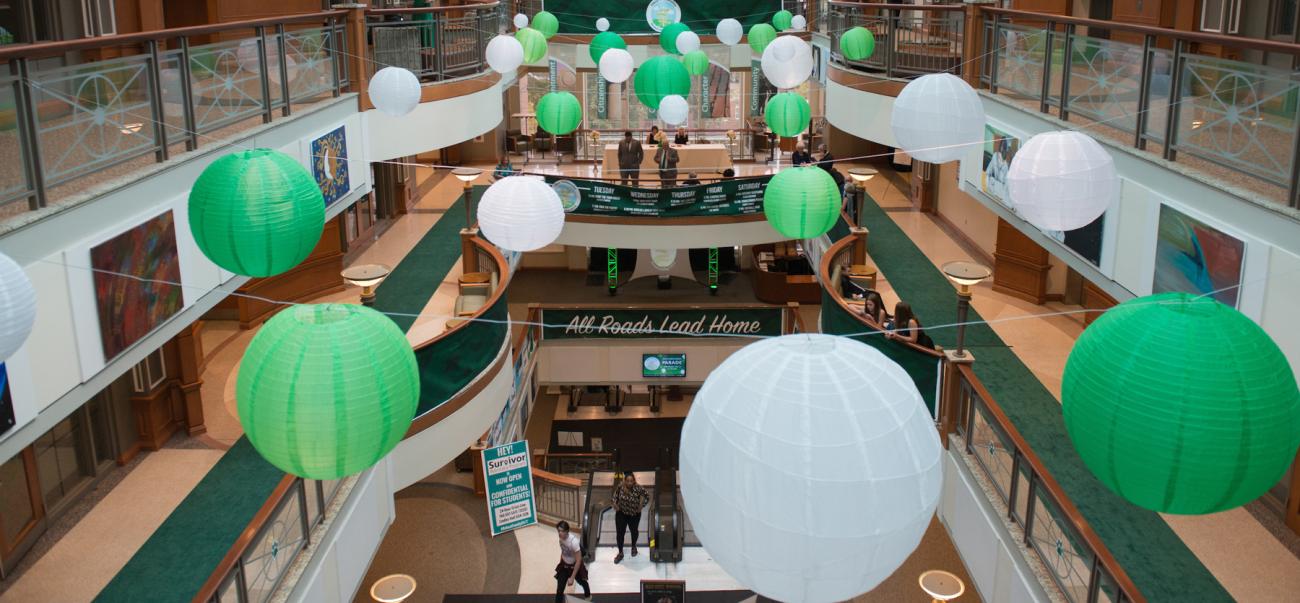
[79,0,115,37]
[1272,0,1298,38]
[34,414,93,511]
[1200,0,1242,34]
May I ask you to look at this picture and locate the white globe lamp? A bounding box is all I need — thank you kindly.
[596,18,610,32]
[716,18,744,46]
[761,35,813,90]
[791,15,807,30]
[891,73,985,163]
[676,30,701,54]
[513,13,529,29]
[1008,131,1118,231]
[486,34,525,74]
[368,67,421,117]
[0,252,36,361]
[680,334,943,603]
[658,95,689,126]
[477,176,566,252]
[598,49,635,83]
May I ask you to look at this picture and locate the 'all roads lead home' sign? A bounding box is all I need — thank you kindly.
[540,307,784,340]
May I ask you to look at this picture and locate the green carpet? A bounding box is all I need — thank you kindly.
[372,189,476,332]
[855,196,1230,602]
[95,438,285,603]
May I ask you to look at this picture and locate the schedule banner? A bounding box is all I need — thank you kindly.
[482,440,537,536]
[542,174,771,217]
[540,307,785,340]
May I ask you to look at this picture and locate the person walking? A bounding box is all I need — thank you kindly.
[617,131,644,187]
[554,521,590,602]
[654,138,679,187]
[613,473,650,564]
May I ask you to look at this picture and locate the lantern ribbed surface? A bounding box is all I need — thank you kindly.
[890,73,985,163]
[487,34,525,74]
[0,252,36,361]
[237,304,419,480]
[681,334,942,603]
[716,18,744,46]
[763,167,840,239]
[772,9,794,31]
[682,50,710,76]
[761,35,813,90]
[840,27,876,61]
[189,149,325,278]
[515,27,547,63]
[658,95,688,126]
[660,22,690,54]
[633,55,691,110]
[1063,292,1300,515]
[536,91,583,135]
[599,49,635,83]
[589,31,626,64]
[1008,131,1117,232]
[477,176,566,252]
[368,67,420,117]
[748,24,777,54]
[765,92,810,138]
[531,10,558,39]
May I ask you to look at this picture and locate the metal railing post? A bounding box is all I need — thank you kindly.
[327,17,341,97]
[1289,127,1300,209]
[10,58,46,209]
[1008,450,1022,522]
[1134,34,1155,150]
[1059,23,1074,120]
[885,8,898,79]
[144,39,170,162]
[275,23,292,115]
[989,15,1002,94]
[296,478,311,544]
[1162,38,1186,162]
[256,26,275,123]
[1040,21,1055,114]
[1023,473,1038,545]
[434,14,447,81]
[1086,552,1103,603]
[178,36,200,150]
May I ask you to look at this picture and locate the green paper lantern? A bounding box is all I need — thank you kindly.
[589,30,626,64]
[682,50,710,76]
[536,91,583,135]
[772,10,793,32]
[840,26,876,61]
[763,167,841,239]
[532,10,559,39]
[189,149,324,278]
[765,92,810,138]
[237,304,420,480]
[660,22,690,54]
[633,55,691,110]
[516,27,547,64]
[1063,292,1300,515]
[748,23,777,55]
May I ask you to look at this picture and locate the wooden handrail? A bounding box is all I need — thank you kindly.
[512,304,541,352]
[532,467,583,488]
[411,237,510,353]
[955,363,1145,602]
[365,0,501,16]
[827,2,965,12]
[191,474,298,603]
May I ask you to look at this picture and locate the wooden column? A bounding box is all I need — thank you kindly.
[340,4,370,104]
[961,1,998,88]
[939,351,974,448]
[850,226,869,265]
[910,161,937,213]
[1287,450,1300,536]
[461,229,480,274]
[992,218,1050,304]
[174,322,207,436]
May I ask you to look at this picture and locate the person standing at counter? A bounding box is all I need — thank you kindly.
[613,473,650,564]
[655,138,679,187]
[674,127,690,145]
[617,130,644,187]
[792,142,813,167]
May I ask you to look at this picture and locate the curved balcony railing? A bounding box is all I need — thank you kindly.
[826,2,965,78]
[364,1,503,82]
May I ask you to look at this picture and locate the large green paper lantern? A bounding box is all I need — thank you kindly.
[772,10,794,32]
[237,304,420,480]
[633,55,691,110]
[841,26,876,61]
[1063,292,1300,515]
[536,91,583,135]
[532,10,559,39]
[765,92,810,138]
[660,22,690,54]
[682,50,710,76]
[189,149,324,278]
[516,27,547,63]
[748,24,777,55]
[763,167,841,238]
[589,30,626,64]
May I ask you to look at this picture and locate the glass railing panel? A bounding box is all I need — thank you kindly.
[1028,485,1095,603]
[993,23,1065,105]
[282,27,336,104]
[1063,34,1146,134]
[156,48,192,149]
[0,76,30,214]
[967,397,1016,506]
[240,481,308,603]
[188,37,269,135]
[215,569,241,603]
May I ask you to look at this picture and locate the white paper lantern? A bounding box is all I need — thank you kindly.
[513,13,529,29]
[367,67,421,117]
[486,34,525,74]
[598,48,635,83]
[0,252,36,361]
[676,30,701,54]
[596,18,610,32]
[658,95,689,126]
[891,73,985,164]
[791,15,807,30]
[716,18,744,46]
[681,334,942,603]
[477,176,566,252]
[760,35,813,90]
[1008,131,1118,231]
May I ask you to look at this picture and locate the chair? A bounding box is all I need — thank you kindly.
[555,135,576,163]
[532,130,553,154]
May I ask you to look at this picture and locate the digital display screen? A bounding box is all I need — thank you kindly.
[642,353,686,378]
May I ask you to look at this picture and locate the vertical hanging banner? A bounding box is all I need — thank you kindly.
[482,440,538,536]
[749,60,762,117]
[597,75,608,119]
[701,70,712,117]
[548,58,558,92]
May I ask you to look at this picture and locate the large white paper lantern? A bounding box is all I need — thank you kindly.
[761,35,813,90]
[791,14,807,30]
[486,34,525,74]
[477,176,565,252]
[596,18,610,32]
[716,18,744,46]
[676,30,701,54]
[513,13,529,29]
[598,48,635,83]
[367,67,420,117]
[680,334,942,603]
[891,73,985,163]
[658,95,688,126]
[0,252,36,361]
[1008,131,1118,231]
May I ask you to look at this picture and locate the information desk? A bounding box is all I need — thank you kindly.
[602,143,733,175]
[751,242,822,304]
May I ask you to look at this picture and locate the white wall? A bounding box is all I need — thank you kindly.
[364,81,505,161]
[826,78,898,148]
[556,218,787,249]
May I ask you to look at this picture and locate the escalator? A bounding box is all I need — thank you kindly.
[579,468,699,564]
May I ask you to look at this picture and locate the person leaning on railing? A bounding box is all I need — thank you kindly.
[885,301,935,349]
[612,472,650,564]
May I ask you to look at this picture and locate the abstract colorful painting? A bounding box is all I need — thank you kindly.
[311,125,350,206]
[1153,205,1245,307]
[982,125,1017,205]
[1,363,14,436]
[91,211,184,361]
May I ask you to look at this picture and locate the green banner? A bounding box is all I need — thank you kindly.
[482,440,537,536]
[596,74,608,119]
[820,289,942,416]
[749,59,762,117]
[543,174,770,217]
[548,0,781,34]
[548,58,558,92]
[541,307,784,339]
[701,71,711,116]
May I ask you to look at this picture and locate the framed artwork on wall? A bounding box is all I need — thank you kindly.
[311,125,351,206]
[1152,204,1245,307]
[981,124,1017,205]
[90,210,184,361]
